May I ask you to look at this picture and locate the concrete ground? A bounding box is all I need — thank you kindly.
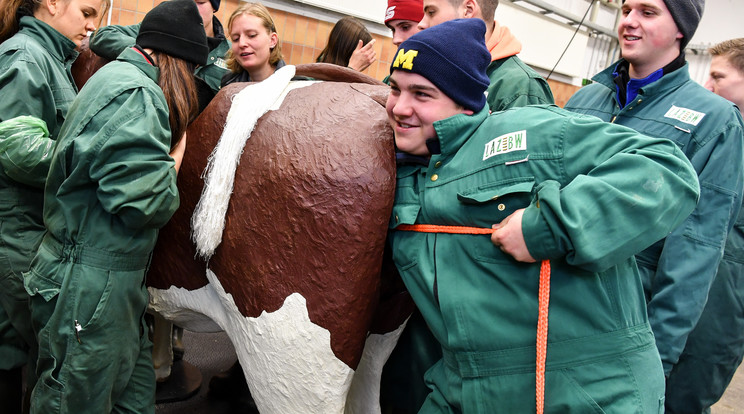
[712,364,744,413]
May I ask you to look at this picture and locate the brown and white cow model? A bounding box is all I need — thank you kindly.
[78,51,413,413]
[72,40,413,412]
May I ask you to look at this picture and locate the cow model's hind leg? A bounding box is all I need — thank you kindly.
[205,270,355,414]
[345,320,408,414]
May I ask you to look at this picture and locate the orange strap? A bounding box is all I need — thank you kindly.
[395,223,550,414]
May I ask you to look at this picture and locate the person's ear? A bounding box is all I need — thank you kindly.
[46,0,59,16]
[269,32,278,49]
[462,0,477,19]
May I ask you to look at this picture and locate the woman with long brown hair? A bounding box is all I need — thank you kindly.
[0,0,107,411]
[19,0,207,411]
[317,16,376,72]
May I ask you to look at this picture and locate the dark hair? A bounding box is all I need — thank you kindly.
[152,51,199,149]
[444,0,499,23]
[0,0,42,43]
[710,38,744,75]
[477,0,498,22]
[316,16,372,67]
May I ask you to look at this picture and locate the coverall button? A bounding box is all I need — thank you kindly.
[498,204,506,211]
[431,174,439,182]
[395,215,399,222]
[434,161,442,168]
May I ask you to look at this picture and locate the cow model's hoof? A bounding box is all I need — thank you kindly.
[208,360,256,411]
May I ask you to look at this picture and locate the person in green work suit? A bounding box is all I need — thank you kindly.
[19,0,207,412]
[564,2,744,411]
[386,18,700,413]
[0,0,108,411]
[90,0,230,97]
[383,3,553,412]
[664,38,744,414]
[418,0,554,112]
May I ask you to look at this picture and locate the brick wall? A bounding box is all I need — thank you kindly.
[102,0,578,105]
[102,0,396,81]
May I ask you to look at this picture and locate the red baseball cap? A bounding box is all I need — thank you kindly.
[384,0,424,26]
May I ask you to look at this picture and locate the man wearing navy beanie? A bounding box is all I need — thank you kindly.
[387,18,700,414]
[565,1,744,412]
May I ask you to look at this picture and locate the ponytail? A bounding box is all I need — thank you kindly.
[0,0,41,43]
[152,52,198,149]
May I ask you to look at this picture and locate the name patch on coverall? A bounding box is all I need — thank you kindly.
[484,130,527,160]
[214,57,228,69]
[664,105,706,126]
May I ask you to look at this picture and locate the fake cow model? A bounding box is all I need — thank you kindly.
[133,61,407,413]
[71,40,412,412]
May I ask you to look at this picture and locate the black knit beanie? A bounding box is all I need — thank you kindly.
[137,0,209,66]
[210,0,220,12]
[390,19,490,112]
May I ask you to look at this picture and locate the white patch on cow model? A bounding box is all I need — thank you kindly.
[149,268,360,414]
[191,65,317,259]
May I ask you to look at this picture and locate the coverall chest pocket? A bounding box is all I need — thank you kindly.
[456,178,535,226]
[388,203,422,272]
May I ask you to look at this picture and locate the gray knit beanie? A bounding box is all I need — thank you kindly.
[622,0,704,49]
[664,0,705,49]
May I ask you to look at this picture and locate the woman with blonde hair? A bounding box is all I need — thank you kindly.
[0,0,108,411]
[221,2,285,85]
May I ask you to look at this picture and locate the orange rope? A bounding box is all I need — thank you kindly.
[395,223,495,235]
[395,223,550,414]
[536,259,550,414]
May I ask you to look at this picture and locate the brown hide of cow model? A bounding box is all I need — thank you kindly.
[148,64,408,369]
[71,37,109,90]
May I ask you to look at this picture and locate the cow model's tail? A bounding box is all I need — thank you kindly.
[191,65,301,259]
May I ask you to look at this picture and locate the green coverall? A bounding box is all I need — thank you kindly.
[0,16,78,376]
[23,47,179,413]
[389,105,699,413]
[565,61,744,380]
[381,33,555,414]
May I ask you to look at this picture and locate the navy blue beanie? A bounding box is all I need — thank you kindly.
[390,19,491,112]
